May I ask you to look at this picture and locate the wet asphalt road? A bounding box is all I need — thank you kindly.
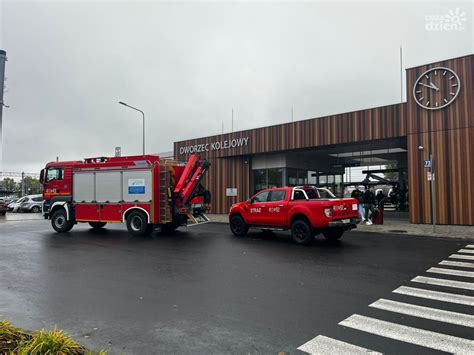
[0,218,470,354]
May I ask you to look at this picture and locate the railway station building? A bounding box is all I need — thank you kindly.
[174,54,474,225]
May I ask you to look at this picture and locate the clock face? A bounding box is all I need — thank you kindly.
[413,67,461,110]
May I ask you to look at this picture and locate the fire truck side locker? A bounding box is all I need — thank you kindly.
[73,168,154,223]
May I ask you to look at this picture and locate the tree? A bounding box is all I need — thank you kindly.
[22,176,42,195]
[0,178,19,194]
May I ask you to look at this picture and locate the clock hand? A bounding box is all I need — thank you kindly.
[418,82,437,90]
[429,81,440,91]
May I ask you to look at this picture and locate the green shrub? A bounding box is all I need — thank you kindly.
[18,328,83,355]
[0,320,30,351]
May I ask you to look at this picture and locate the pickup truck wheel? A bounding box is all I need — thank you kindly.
[230,215,248,237]
[126,210,152,236]
[89,222,107,229]
[51,209,74,233]
[291,220,313,245]
[323,228,344,241]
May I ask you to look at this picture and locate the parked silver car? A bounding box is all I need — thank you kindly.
[17,195,43,213]
[8,197,25,212]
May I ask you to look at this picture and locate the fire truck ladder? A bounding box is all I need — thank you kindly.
[159,164,173,224]
[186,213,210,226]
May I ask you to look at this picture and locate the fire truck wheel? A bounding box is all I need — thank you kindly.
[51,209,74,233]
[230,215,248,237]
[89,222,107,229]
[322,228,344,241]
[291,219,313,245]
[126,210,151,236]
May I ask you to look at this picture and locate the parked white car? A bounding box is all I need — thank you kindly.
[8,197,26,212]
[8,195,43,213]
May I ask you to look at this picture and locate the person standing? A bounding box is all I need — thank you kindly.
[376,190,385,207]
[362,186,376,224]
[390,185,399,211]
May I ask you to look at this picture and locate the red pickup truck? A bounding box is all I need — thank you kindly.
[229,186,360,245]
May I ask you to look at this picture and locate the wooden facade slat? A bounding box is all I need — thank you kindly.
[175,103,407,160]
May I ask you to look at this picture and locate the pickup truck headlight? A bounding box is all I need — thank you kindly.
[324,208,333,217]
[352,204,358,211]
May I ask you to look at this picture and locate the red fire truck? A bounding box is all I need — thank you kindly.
[40,154,210,236]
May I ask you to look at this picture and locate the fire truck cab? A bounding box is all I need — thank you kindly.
[40,154,210,236]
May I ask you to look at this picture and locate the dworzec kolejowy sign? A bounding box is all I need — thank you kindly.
[179,137,249,155]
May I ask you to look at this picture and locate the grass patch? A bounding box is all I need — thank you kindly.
[0,320,31,352]
[0,319,107,354]
[18,328,84,354]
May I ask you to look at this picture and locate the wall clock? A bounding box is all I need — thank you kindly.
[413,67,461,110]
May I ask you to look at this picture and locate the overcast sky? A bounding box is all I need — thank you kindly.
[0,0,472,173]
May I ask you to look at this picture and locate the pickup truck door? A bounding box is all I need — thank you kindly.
[246,191,269,225]
[264,190,288,227]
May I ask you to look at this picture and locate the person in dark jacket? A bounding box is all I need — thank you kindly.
[376,190,385,206]
[351,186,363,202]
[362,186,376,223]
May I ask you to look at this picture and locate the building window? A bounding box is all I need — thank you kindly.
[287,168,308,186]
[252,168,284,194]
[268,168,283,188]
[253,169,268,193]
[288,169,297,186]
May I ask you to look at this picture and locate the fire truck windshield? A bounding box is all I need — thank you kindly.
[46,168,63,182]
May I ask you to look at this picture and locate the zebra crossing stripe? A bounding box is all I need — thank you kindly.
[411,276,474,290]
[439,260,474,269]
[466,244,474,248]
[297,335,381,354]
[427,267,474,278]
[339,314,474,353]
[369,298,474,327]
[393,286,474,306]
[449,254,474,261]
[458,249,474,254]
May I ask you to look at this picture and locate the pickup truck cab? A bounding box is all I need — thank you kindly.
[229,186,360,245]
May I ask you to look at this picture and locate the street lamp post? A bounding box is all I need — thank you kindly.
[119,101,145,155]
